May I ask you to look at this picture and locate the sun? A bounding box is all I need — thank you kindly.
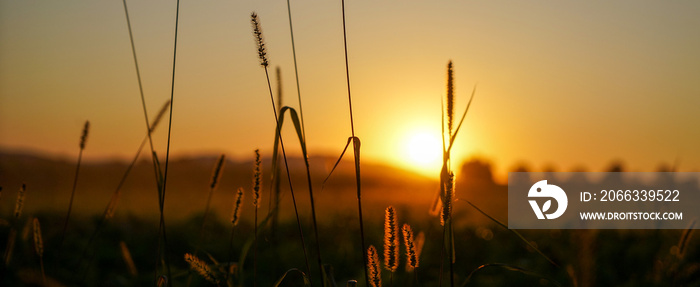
[403,130,442,175]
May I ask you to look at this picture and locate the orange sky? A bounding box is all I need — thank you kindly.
[1,1,699,180]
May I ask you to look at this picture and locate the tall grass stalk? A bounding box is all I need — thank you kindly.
[258,8,325,281]
[59,120,89,248]
[340,1,369,285]
[120,0,174,282]
[284,0,307,141]
[153,0,182,282]
[251,12,313,283]
[436,61,476,287]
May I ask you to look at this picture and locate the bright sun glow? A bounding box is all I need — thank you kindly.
[404,131,442,175]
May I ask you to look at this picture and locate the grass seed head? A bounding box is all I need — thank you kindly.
[446,61,455,135]
[184,253,218,284]
[367,245,382,287]
[441,172,455,226]
[14,183,26,218]
[276,66,283,108]
[383,206,399,272]
[80,121,90,149]
[32,218,43,258]
[231,187,244,226]
[253,149,262,207]
[149,100,171,133]
[402,223,418,269]
[251,12,269,67]
[210,154,226,190]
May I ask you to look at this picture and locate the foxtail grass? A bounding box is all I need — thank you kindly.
[367,245,381,287]
[33,218,46,285]
[225,187,245,282]
[402,224,418,270]
[232,187,245,227]
[403,224,419,284]
[253,149,261,287]
[14,184,25,219]
[441,172,454,226]
[384,206,399,286]
[250,12,313,284]
[184,253,218,285]
[446,61,455,135]
[435,61,477,287]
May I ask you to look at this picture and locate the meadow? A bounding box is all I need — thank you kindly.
[1,1,699,286]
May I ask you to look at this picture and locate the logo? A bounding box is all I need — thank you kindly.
[528,180,568,219]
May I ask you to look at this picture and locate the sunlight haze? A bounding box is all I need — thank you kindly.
[1,1,699,181]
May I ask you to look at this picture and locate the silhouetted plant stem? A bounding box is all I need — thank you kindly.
[285,0,307,141]
[153,0,181,284]
[270,67,283,237]
[252,12,313,284]
[59,121,89,249]
[340,1,369,286]
[263,66,313,285]
[283,2,325,281]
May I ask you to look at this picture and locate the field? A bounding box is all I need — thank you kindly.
[1,1,700,286]
[1,152,698,286]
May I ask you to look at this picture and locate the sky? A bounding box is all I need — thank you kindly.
[1,1,699,180]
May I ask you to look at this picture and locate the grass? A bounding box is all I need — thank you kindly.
[0,2,698,287]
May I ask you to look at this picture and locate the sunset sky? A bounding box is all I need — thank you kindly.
[1,1,699,180]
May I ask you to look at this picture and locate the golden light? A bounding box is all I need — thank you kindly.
[403,130,443,175]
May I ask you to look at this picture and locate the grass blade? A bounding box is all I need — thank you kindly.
[464,201,558,267]
[270,106,324,284]
[273,268,311,287]
[461,263,562,287]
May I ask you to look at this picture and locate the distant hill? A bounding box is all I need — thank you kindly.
[0,151,454,224]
